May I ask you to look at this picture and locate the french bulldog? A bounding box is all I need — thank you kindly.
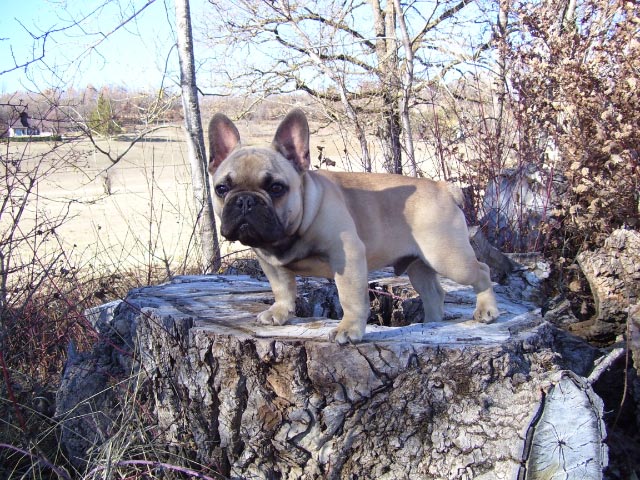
[207,109,499,344]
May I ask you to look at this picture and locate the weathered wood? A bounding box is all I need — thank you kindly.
[521,371,607,479]
[577,228,640,343]
[630,303,640,433]
[57,275,608,478]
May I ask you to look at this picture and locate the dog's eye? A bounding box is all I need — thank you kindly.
[215,184,230,198]
[268,183,287,197]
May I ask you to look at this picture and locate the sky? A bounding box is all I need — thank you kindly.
[0,0,186,93]
[0,0,336,98]
[1,0,495,96]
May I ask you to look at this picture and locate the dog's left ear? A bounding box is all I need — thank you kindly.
[272,109,310,172]
[208,113,241,173]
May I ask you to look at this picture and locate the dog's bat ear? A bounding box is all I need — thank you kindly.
[272,109,310,172]
[208,114,240,173]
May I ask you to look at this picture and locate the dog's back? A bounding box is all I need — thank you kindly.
[312,170,464,217]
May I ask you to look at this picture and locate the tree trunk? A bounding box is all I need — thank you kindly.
[371,0,403,174]
[56,274,608,478]
[175,0,221,273]
[576,228,640,344]
[382,97,403,175]
[394,0,416,176]
[341,99,372,172]
[494,0,509,140]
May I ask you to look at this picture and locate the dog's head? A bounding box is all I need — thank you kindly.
[207,109,311,249]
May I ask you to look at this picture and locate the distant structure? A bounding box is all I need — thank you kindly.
[7,125,42,137]
[6,110,54,138]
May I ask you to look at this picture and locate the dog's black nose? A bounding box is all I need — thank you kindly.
[235,194,256,215]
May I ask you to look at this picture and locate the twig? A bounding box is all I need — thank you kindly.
[587,347,624,384]
[0,443,72,480]
[369,286,407,302]
[84,459,219,480]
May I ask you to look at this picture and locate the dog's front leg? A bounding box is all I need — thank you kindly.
[256,258,297,326]
[329,237,369,345]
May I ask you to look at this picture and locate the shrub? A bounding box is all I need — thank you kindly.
[508,0,639,262]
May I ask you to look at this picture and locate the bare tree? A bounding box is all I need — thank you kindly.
[175,0,221,272]
[393,0,417,176]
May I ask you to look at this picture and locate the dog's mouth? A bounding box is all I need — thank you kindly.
[230,222,281,248]
[221,192,286,248]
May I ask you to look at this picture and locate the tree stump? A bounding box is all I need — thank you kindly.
[57,274,608,479]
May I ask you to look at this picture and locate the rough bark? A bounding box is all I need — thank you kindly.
[57,274,608,478]
[576,229,640,344]
[393,0,417,176]
[631,303,640,433]
[576,228,640,440]
[370,0,403,174]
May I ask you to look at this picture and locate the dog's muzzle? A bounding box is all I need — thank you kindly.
[220,192,285,247]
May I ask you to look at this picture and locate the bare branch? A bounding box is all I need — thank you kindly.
[412,0,475,50]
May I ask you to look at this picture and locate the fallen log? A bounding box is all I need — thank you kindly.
[57,274,607,479]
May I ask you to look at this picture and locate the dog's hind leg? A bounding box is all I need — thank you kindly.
[407,260,445,322]
[415,232,499,324]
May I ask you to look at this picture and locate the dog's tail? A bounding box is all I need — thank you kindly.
[446,183,465,208]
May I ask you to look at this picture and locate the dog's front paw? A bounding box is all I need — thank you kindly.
[473,290,500,324]
[473,305,500,323]
[473,290,500,323]
[257,304,293,326]
[329,320,365,345]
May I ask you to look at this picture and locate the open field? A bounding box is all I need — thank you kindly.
[4,126,197,276]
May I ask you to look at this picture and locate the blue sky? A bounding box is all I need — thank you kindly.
[0,0,318,97]
[0,0,183,93]
[1,0,494,96]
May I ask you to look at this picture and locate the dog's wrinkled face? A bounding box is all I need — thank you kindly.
[207,111,310,249]
[212,147,303,248]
